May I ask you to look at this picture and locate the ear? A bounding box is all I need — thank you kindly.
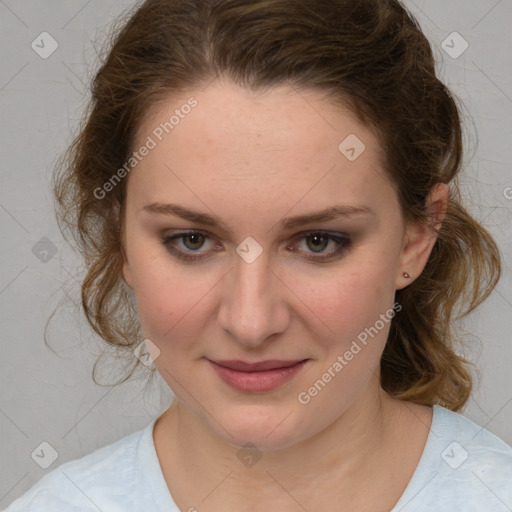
[121,246,134,289]
[114,199,134,289]
[396,183,449,290]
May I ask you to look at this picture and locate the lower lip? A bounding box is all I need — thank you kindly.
[208,360,308,392]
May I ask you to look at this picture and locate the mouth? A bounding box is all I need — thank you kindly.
[207,358,309,392]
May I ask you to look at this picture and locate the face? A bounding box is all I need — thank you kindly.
[121,79,416,450]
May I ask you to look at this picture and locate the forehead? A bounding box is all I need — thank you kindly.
[137,80,383,163]
[128,80,396,227]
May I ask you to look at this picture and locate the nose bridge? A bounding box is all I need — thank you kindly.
[235,252,271,302]
[218,250,288,346]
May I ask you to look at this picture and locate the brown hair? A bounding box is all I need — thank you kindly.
[52,0,500,410]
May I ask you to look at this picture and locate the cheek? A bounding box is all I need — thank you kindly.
[127,246,216,347]
[292,266,397,413]
[287,258,396,349]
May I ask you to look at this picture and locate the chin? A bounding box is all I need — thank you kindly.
[209,403,307,452]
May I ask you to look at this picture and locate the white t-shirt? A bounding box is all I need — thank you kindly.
[3,404,512,511]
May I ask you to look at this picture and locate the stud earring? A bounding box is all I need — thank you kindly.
[403,272,410,278]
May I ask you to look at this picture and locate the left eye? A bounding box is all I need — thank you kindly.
[287,231,352,261]
[161,230,351,262]
[292,232,349,257]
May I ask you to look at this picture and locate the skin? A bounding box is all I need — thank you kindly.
[121,78,449,511]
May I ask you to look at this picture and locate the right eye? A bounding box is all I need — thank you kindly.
[161,231,222,261]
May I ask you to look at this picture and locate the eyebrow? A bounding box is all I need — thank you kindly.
[142,202,375,231]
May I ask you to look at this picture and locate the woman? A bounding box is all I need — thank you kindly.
[4,0,511,510]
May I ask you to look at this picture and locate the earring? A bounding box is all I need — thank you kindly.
[403,272,410,278]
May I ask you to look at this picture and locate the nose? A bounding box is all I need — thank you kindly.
[217,250,290,349]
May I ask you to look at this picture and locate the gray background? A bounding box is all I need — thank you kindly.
[0,0,511,507]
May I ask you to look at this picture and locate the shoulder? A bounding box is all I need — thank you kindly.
[395,404,512,512]
[2,423,150,512]
[432,404,512,478]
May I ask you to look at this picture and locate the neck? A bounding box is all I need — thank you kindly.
[154,376,406,510]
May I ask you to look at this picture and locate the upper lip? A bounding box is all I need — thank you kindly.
[210,359,307,372]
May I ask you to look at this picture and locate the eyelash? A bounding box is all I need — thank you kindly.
[161,230,351,262]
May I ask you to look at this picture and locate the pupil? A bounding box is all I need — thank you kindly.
[186,234,203,250]
[308,235,327,252]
